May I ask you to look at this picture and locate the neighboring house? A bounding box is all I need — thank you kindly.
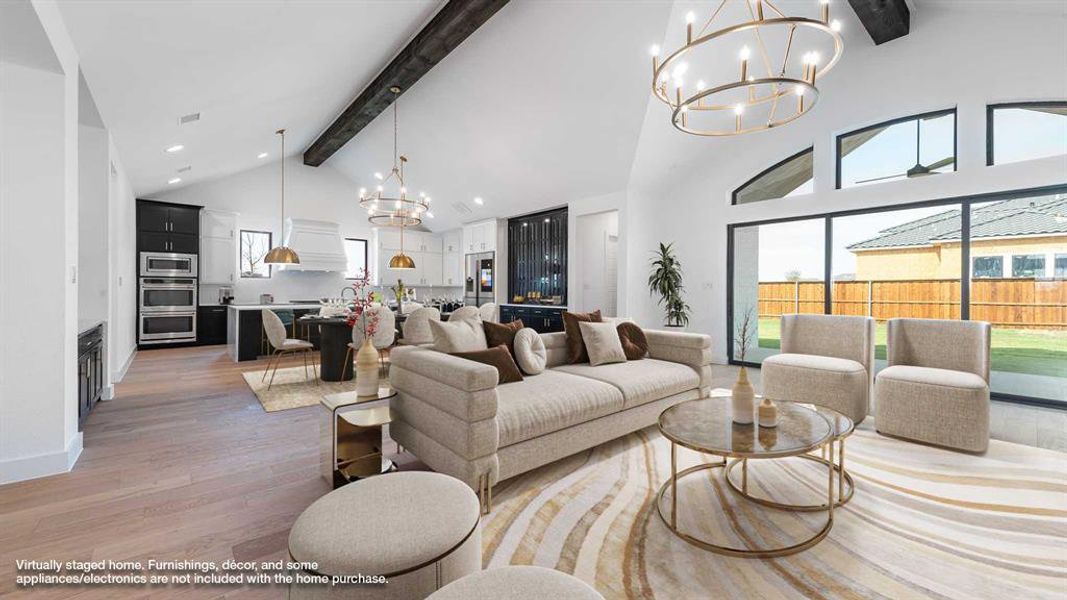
[848,195,1067,280]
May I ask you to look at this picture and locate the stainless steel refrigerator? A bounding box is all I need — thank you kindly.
[464,252,495,307]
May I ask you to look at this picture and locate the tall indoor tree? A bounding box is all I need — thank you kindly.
[648,242,691,328]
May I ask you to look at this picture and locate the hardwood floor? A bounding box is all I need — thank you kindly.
[1,345,346,599]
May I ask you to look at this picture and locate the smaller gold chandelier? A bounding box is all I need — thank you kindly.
[650,0,843,136]
[358,86,430,227]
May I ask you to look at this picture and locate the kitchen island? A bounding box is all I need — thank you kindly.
[227,304,323,362]
[499,304,567,333]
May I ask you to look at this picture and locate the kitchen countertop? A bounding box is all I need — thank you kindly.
[226,303,324,310]
[78,319,106,335]
[500,303,568,309]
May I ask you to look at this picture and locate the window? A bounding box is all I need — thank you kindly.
[1056,254,1067,278]
[987,102,1067,166]
[837,110,956,189]
[972,256,1003,278]
[344,238,369,280]
[732,147,814,205]
[1012,254,1046,278]
[239,230,272,278]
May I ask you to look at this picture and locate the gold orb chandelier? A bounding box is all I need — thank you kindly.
[650,0,844,136]
[358,86,430,228]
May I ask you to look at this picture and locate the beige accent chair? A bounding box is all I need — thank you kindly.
[342,306,396,378]
[875,318,991,452]
[400,307,440,345]
[261,309,317,390]
[478,302,498,323]
[390,328,713,513]
[760,314,875,424]
[288,472,480,600]
[448,305,481,322]
[428,566,603,600]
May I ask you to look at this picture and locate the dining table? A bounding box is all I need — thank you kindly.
[298,315,354,382]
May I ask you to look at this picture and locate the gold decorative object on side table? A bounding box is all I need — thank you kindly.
[657,397,837,558]
[320,386,397,489]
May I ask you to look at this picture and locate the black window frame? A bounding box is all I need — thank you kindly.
[971,255,1003,279]
[725,183,1067,410]
[1011,254,1046,279]
[239,229,273,279]
[731,146,814,205]
[835,108,958,190]
[986,101,1067,166]
[344,237,370,280]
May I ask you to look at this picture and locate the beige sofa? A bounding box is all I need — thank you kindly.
[760,314,875,424]
[875,318,991,452]
[389,329,713,511]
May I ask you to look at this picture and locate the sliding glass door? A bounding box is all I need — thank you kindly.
[728,187,1067,405]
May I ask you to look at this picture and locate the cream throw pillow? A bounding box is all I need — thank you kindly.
[428,317,488,353]
[513,328,547,374]
[578,321,626,366]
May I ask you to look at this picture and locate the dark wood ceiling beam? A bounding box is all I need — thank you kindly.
[847,0,910,45]
[303,0,509,166]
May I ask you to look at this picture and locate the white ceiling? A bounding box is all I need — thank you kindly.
[58,0,443,195]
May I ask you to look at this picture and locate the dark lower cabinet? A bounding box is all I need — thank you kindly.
[234,309,322,361]
[78,325,104,427]
[500,305,565,333]
[197,306,228,345]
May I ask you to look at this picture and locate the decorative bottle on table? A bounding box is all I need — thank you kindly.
[346,268,381,396]
[732,308,756,424]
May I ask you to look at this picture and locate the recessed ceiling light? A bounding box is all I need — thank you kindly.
[257,152,269,159]
[164,144,184,153]
[543,218,550,223]
[177,165,192,173]
[473,197,484,205]
[168,177,181,184]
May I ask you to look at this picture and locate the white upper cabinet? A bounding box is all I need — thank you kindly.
[200,210,237,284]
[443,230,461,254]
[443,252,462,286]
[463,220,497,254]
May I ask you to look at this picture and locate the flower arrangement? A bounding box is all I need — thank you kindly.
[344,268,379,339]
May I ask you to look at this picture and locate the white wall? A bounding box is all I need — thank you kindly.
[78,123,108,324]
[568,190,629,315]
[0,0,83,483]
[108,139,137,383]
[150,157,381,304]
[625,5,1067,362]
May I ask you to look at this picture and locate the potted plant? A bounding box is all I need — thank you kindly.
[648,242,691,328]
[345,269,381,396]
[732,307,756,424]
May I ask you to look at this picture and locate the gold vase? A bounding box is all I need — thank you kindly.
[731,366,755,424]
[355,337,380,397]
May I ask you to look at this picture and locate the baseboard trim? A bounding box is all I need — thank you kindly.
[0,432,83,485]
[111,346,136,384]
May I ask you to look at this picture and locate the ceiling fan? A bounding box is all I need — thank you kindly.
[855,118,954,184]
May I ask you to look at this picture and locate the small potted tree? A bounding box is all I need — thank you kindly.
[648,242,690,329]
[732,307,756,424]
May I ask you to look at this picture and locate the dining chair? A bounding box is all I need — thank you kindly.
[448,305,480,322]
[261,309,317,390]
[342,306,397,379]
[399,307,440,346]
[478,302,498,323]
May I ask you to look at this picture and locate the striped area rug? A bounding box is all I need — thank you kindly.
[480,399,1066,599]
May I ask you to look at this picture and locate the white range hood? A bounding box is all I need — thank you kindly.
[280,218,348,272]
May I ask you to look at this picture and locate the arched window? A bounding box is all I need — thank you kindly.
[836,109,956,189]
[987,101,1067,166]
[731,147,814,205]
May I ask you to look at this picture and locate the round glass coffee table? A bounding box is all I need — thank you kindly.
[724,403,855,510]
[656,398,836,558]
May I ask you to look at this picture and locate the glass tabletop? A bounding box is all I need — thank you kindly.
[658,398,833,458]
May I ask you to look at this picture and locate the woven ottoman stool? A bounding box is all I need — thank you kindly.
[288,472,481,599]
[427,566,603,600]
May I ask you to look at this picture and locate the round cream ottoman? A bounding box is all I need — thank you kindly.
[427,566,603,600]
[288,472,481,599]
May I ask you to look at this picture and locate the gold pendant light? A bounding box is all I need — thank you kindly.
[388,224,416,270]
[264,128,299,264]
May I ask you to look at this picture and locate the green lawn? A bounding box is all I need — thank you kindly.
[756,318,1066,378]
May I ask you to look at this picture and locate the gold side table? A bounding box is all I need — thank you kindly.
[725,402,855,511]
[656,398,836,558]
[321,386,397,489]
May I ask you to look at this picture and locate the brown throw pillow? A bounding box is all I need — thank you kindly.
[617,322,648,360]
[451,345,524,384]
[562,310,602,363]
[483,319,524,355]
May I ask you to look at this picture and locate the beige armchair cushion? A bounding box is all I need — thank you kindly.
[875,365,989,452]
[761,353,869,423]
[886,318,991,381]
[496,370,623,446]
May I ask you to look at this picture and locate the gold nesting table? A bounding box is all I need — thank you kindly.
[320,386,397,489]
[656,398,854,558]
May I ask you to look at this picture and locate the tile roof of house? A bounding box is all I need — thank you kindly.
[847,195,1067,251]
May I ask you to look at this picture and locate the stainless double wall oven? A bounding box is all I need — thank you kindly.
[139,252,198,344]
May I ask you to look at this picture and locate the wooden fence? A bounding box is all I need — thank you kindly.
[757,278,1067,328]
